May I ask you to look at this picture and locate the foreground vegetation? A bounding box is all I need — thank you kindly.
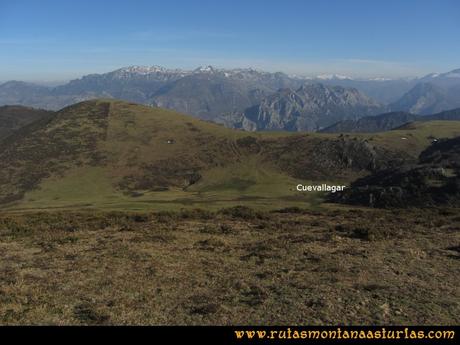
[0,206,458,325]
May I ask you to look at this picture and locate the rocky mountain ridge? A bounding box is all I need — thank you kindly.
[1,66,460,132]
[221,84,384,131]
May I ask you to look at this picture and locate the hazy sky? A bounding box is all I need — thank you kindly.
[1,0,459,82]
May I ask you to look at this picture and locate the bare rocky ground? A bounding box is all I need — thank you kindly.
[0,206,459,325]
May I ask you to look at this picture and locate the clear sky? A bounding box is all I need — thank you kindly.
[1,0,459,82]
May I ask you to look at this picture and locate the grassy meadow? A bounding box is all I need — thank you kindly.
[0,207,458,325]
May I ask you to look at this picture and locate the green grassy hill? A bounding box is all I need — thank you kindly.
[1,99,460,211]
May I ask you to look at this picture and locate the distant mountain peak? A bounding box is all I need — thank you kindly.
[369,77,394,81]
[316,74,353,81]
[191,65,271,78]
[444,69,460,78]
[193,65,216,73]
[1,80,37,87]
[421,68,460,80]
[390,82,453,115]
[425,73,441,79]
[114,65,187,76]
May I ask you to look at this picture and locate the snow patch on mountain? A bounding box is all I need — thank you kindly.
[316,74,353,80]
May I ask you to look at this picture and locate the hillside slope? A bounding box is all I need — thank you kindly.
[321,108,460,133]
[0,100,245,204]
[1,100,460,211]
[0,105,53,141]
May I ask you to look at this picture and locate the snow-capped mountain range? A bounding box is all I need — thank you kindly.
[69,64,460,84]
[0,65,459,131]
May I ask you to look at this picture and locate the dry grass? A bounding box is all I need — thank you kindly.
[0,207,459,325]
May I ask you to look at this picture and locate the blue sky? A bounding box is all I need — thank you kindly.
[1,0,459,82]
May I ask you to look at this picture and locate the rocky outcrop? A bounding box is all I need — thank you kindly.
[261,135,411,180]
[227,84,383,132]
[330,136,460,207]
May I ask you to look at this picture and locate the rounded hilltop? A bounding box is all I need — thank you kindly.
[1,98,460,211]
